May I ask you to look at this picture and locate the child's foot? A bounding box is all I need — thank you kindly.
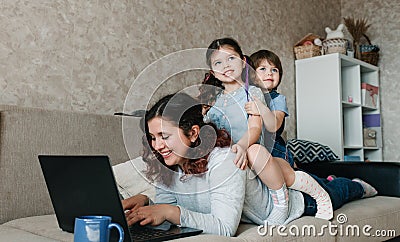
[352,178,378,198]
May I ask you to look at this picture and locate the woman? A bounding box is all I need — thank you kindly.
[123,92,377,236]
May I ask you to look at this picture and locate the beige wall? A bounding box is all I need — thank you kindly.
[3,0,398,160]
[0,0,340,140]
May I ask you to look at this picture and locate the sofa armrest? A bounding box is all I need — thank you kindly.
[298,161,400,197]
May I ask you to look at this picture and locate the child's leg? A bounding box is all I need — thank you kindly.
[304,177,370,216]
[247,144,285,189]
[247,144,288,224]
[352,178,377,198]
[307,177,367,214]
[275,158,333,220]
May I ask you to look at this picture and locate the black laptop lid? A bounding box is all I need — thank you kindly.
[38,155,131,242]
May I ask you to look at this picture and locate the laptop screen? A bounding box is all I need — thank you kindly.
[39,155,132,242]
[39,155,203,242]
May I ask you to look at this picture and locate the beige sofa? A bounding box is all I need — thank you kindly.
[0,105,399,241]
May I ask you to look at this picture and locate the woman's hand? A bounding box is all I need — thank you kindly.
[231,144,247,170]
[125,204,180,226]
[122,194,149,212]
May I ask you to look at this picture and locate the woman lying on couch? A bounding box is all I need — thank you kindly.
[122,92,377,236]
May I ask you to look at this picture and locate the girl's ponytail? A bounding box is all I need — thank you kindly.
[198,72,224,107]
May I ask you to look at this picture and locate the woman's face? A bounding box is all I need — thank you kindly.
[255,59,280,91]
[210,46,245,84]
[148,117,193,167]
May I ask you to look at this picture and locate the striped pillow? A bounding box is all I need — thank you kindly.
[287,139,339,164]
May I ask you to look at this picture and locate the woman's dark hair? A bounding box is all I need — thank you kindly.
[250,50,283,90]
[142,92,231,186]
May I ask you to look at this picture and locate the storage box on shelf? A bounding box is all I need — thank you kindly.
[362,113,382,161]
[344,155,362,161]
[361,83,379,108]
[293,33,322,60]
[294,45,321,60]
[363,128,377,147]
[295,53,383,162]
[358,35,380,66]
[322,38,348,55]
[360,51,379,66]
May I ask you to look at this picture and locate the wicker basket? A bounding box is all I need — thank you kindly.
[360,51,379,66]
[322,38,348,55]
[359,35,380,66]
[293,33,322,60]
[294,45,321,60]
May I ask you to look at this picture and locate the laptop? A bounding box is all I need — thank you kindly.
[38,155,203,242]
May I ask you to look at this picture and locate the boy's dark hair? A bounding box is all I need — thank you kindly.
[250,50,283,89]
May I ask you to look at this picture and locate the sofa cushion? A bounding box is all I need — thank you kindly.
[3,215,241,242]
[3,215,72,242]
[3,196,399,241]
[332,196,400,242]
[287,139,339,164]
[112,157,156,200]
[236,217,335,242]
[0,225,59,242]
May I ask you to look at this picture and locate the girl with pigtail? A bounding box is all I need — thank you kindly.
[199,38,334,223]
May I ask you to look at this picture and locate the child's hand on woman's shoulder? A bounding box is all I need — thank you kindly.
[231,144,248,170]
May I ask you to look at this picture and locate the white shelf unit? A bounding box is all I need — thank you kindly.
[295,53,383,161]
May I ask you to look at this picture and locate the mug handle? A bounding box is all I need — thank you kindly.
[108,223,124,242]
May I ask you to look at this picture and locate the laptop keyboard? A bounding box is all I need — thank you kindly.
[129,225,179,241]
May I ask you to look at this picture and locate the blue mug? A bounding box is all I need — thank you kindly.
[74,215,124,242]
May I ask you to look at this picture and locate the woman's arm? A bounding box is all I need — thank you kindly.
[126,203,181,226]
[125,187,178,226]
[129,150,246,236]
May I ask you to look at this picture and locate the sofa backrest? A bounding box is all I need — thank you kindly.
[0,105,142,224]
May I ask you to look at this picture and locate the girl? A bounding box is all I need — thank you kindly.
[201,38,332,221]
[201,38,265,170]
[123,92,377,235]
